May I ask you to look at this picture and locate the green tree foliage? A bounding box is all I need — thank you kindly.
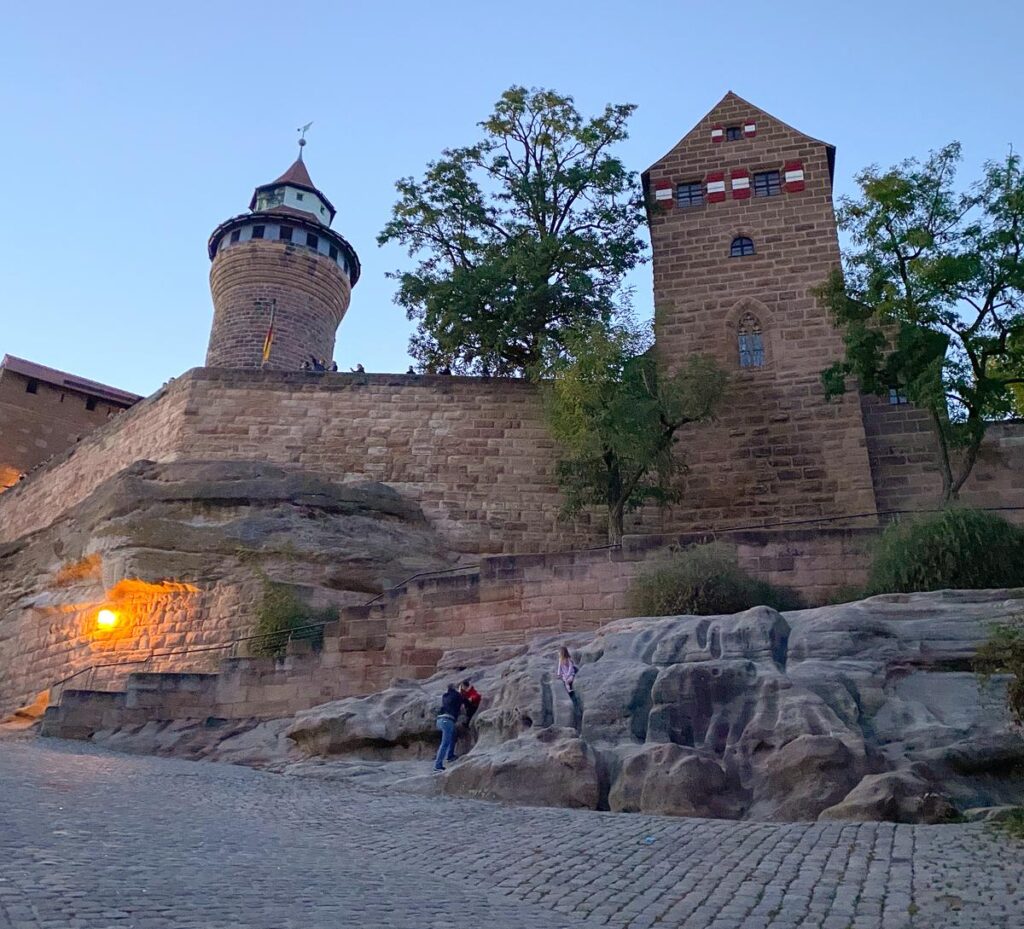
[546,322,727,544]
[820,144,1024,500]
[866,507,1024,595]
[975,617,1024,727]
[378,86,647,377]
[627,542,802,617]
[250,580,330,658]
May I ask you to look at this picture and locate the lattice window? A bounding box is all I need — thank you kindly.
[738,313,765,367]
[754,171,781,197]
[676,181,704,207]
[726,126,742,141]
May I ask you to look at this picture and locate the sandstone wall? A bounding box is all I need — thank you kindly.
[0,380,188,543]
[861,395,1024,520]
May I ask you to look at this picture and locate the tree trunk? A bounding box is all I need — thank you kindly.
[929,407,956,503]
[607,502,625,546]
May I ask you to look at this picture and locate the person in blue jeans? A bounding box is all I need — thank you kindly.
[434,683,468,771]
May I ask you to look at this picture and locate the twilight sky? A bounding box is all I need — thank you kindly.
[1,0,1021,397]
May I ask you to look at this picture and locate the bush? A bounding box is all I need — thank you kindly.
[249,580,332,658]
[627,542,802,617]
[975,616,1024,726]
[867,508,1024,595]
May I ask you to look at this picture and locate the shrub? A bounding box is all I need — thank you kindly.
[866,508,1024,595]
[249,580,332,658]
[975,616,1024,726]
[627,542,802,617]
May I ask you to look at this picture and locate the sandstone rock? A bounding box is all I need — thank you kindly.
[608,743,741,818]
[440,726,600,810]
[819,771,957,824]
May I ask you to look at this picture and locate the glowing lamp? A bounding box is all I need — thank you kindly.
[96,608,118,630]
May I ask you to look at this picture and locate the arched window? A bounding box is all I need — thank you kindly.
[738,313,765,367]
[730,236,755,257]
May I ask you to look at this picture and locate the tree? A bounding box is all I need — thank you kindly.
[820,144,1024,501]
[546,323,727,544]
[378,86,647,377]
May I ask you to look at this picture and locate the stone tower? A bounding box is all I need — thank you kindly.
[643,92,878,527]
[206,151,360,369]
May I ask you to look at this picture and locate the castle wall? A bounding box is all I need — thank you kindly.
[0,366,136,491]
[861,395,1024,519]
[0,379,189,543]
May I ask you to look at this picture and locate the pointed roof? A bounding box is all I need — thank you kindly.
[644,90,835,180]
[249,154,336,222]
[272,156,315,188]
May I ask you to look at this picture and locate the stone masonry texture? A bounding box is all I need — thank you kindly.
[646,92,879,530]
[206,238,352,370]
[2,738,1023,929]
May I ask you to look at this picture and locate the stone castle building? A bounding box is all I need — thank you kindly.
[2,92,1023,717]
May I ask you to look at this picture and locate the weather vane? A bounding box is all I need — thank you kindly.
[297,121,314,155]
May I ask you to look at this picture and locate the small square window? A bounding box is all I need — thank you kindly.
[86,397,97,411]
[279,226,293,242]
[252,225,265,239]
[329,245,338,261]
[754,171,781,197]
[888,386,908,405]
[25,379,38,394]
[229,229,240,243]
[676,181,704,208]
[726,126,742,141]
[296,192,304,201]
[306,233,319,250]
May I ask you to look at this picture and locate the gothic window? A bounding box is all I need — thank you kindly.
[676,181,704,207]
[754,171,781,197]
[730,236,755,257]
[737,313,765,368]
[726,126,742,141]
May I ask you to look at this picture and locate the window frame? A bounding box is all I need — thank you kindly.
[753,171,782,198]
[306,232,319,250]
[279,226,293,242]
[251,225,265,239]
[725,126,742,141]
[737,312,766,368]
[730,236,755,258]
[676,181,704,208]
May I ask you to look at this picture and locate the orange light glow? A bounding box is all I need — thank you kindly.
[96,608,118,630]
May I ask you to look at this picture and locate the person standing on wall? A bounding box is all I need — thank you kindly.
[434,683,468,772]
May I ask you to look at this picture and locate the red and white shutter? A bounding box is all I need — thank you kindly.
[730,168,751,200]
[706,171,726,203]
[784,160,805,192]
[743,120,757,138]
[653,178,674,208]
[711,125,725,144]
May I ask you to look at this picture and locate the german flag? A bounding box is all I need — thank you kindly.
[261,301,276,366]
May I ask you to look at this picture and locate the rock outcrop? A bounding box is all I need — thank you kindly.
[0,459,456,714]
[78,590,1024,823]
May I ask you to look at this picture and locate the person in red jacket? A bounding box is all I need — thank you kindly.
[459,680,482,722]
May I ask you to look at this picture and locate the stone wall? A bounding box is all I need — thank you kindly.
[861,395,1024,520]
[0,365,136,491]
[32,527,878,727]
[0,380,187,543]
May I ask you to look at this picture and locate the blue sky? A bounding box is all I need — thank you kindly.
[1,0,1021,396]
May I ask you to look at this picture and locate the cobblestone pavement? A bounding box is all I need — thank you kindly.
[2,739,1023,929]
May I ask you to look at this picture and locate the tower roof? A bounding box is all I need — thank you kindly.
[249,155,337,222]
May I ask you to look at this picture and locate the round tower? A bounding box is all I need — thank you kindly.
[206,149,360,369]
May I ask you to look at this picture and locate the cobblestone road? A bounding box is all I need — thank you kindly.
[2,739,1023,929]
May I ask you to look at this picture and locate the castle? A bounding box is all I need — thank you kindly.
[2,92,1023,717]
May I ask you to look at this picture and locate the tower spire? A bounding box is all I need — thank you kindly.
[297,121,313,160]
